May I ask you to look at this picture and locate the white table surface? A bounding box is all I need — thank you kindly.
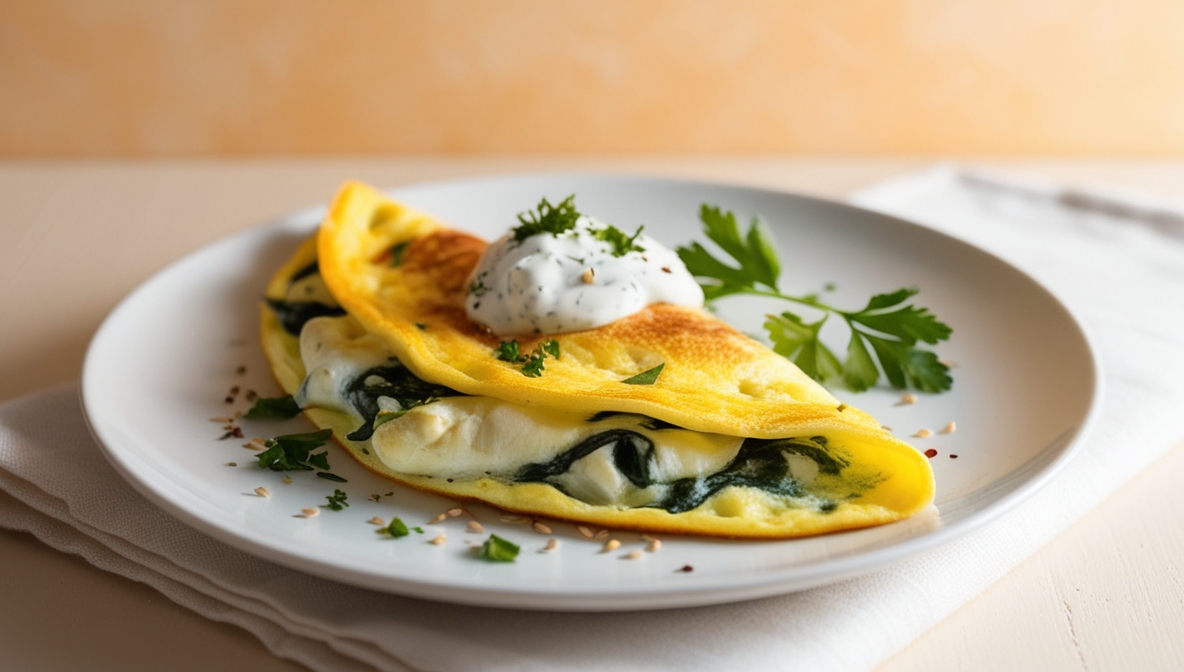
[2,158,1182,671]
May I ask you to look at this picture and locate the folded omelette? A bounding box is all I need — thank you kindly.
[259,181,934,538]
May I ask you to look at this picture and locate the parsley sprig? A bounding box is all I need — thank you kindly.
[495,339,560,377]
[322,489,349,511]
[676,205,953,393]
[255,429,348,481]
[593,224,645,257]
[512,195,580,242]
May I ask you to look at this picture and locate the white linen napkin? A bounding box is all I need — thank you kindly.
[3,165,1184,672]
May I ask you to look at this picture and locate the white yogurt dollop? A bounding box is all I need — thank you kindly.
[464,215,704,336]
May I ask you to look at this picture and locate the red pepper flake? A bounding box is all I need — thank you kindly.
[949,454,959,459]
[223,396,235,404]
[923,449,938,459]
[661,266,672,273]
[675,565,694,573]
[218,427,244,441]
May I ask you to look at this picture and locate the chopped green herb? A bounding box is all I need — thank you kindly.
[495,340,523,363]
[256,429,333,471]
[512,195,580,242]
[676,205,953,393]
[468,279,488,297]
[593,224,646,257]
[307,452,331,471]
[316,472,348,483]
[540,339,560,358]
[322,489,349,511]
[242,395,301,420]
[382,517,410,537]
[622,363,664,385]
[495,339,560,377]
[412,526,424,534]
[388,241,410,267]
[478,534,520,562]
[414,322,428,330]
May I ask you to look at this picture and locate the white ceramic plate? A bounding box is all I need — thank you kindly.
[82,174,1100,611]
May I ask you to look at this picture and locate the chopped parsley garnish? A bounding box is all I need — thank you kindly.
[412,526,424,534]
[381,517,410,537]
[495,340,522,363]
[495,339,560,377]
[468,279,488,297]
[316,472,348,483]
[512,195,580,242]
[622,363,664,385]
[242,395,301,420]
[593,224,646,257]
[389,241,409,267]
[322,489,349,511]
[478,534,520,562]
[415,322,428,330]
[676,205,953,393]
[255,429,333,472]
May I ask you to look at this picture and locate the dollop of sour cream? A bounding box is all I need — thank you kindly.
[465,215,704,336]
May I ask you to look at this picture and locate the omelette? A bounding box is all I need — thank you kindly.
[259,181,934,538]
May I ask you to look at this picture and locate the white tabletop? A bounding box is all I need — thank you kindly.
[2,158,1182,671]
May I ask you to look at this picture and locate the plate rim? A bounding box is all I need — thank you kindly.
[80,171,1103,611]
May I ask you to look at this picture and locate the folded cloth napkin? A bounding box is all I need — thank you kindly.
[3,165,1184,672]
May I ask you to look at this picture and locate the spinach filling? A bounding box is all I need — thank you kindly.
[515,425,852,514]
[342,364,463,441]
[266,261,346,335]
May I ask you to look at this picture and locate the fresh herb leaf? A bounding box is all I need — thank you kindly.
[389,241,409,267]
[622,363,664,385]
[316,472,348,483]
[412,526,424,533]
[677,205,953,393]
[243,395,301,420]
[521,351,547,377]
[495,340,523,363]
[322,489,349,511]
[495,339,561,377]
[307,452,331,471]
[593,224,645,257]
[468,279,488,297]
[382,517,410,537]
[479,534,520,562]
[256,429,333,471]
[415,322,428,330]
[512,195,580,242]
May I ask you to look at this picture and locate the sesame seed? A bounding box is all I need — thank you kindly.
[640,534,656,542]
[430,513,447,524]
[576,525,594,539]
[646,539,662,553]
[243,437,267,450]
[254,486,270,498]
[281,476,292,485]
[447,507,463,517]
[467,520,484,533]
[430,534,446,546]
[897,393,918,406]
[541,539,559,553]
[622,551,643,560]
[532,522,553,534]
[581,268,596,284]
[368,517,385,526]
[914,428,932,438]
[594,530,609,541]
[603,539,621,552]
[939,358,958,368]
[226,462,237,467]
[301,508,319,517]
[499,515,530,524]
[881,426,894,432]
[939,421,957,435]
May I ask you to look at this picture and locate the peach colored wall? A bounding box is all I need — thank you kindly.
[2,0,1183,156]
